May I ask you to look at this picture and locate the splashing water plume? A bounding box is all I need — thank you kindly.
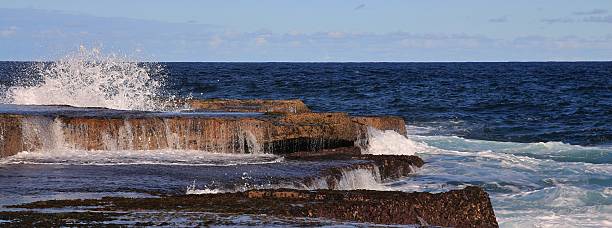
[4,46,167,111]
[362,127,430,155]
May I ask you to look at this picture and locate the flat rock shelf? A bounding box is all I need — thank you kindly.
[0,99,498,227]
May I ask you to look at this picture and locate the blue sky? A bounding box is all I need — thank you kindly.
[1,0,611,61]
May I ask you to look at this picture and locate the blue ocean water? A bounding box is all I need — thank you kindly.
[161,62,612,146]
[0,61,611,227]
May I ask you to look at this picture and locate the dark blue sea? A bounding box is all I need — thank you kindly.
[160,62,612,146]
[0,60,611,227]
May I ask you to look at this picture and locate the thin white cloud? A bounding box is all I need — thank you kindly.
[573,9,608,15]
[208,35,223,47]
[541,17,575,24]
[0,26,17,37]
[327,31,345,38]
[488,16,508,23]
[544,9,612,24]
[255,36,268,46]
[1,8,612,61]
[583,15,612,23]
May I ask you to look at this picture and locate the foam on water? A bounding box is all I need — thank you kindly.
[2,46,169,111]
[0,149,282,166]
[384,125,612,227]
[185,129,416,194]
[415,135,611,164]
[186,127,428,194]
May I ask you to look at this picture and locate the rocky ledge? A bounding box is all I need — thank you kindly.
[184,98,311,114]
[6,186,497,227]
[0,99,405,157]
[0,99,499,227]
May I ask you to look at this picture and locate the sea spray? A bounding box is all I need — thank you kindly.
[3,46,171,111]
[361,127,431,155]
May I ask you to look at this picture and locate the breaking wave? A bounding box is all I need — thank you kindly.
[361,127,430,155]
[386,125,612,228]
[2,46,170,111]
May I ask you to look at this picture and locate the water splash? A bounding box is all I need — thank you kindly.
[361,127,431,155]
[4,46,169,111]
[186,166,389,195]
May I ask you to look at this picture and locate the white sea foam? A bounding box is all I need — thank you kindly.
[410,133,611,164]
[389,127,612,228]
[186,181,223,194]
[0,149,282,166]
[3,46,170,111]
[361,127,432,155]
[301,167,388,191]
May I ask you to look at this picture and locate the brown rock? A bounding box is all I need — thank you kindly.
[352,116,407,135]
[12,187,498,227]
[0,115,23,157]
[185,98,311,114]
[288,149,424,189]
[0,99,408,157]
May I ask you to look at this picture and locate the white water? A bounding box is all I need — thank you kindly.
[186,128,418,195]
[1,149,282,166]
[186,166,389,195]
[361,127,429,155]
[185,125,609,227]
[2,46,169,111]
[7,115,265,154]
[3,113,610,227]
[3,120,418,168]
[377,125,612,228]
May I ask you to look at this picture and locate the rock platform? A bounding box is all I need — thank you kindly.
[0,99,405,157]
[0,99,498,227]
[7,186,498,227]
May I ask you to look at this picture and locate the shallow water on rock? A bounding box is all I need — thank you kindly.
[0,156,368,207]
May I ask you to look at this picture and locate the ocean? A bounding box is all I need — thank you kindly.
[0,58,611,227]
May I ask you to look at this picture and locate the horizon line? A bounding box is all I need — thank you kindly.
[1,60,611,63]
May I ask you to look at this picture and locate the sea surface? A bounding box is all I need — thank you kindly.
[0,58,611,227]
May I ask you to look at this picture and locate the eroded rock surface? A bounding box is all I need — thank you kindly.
[0,99,499,227]
[0,100,406,157]
[10,187,498,227]
[185,98,311,114]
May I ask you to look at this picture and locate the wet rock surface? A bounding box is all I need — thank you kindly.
[184,98,311,114]
[0,115,22,158]
[287,147,425,189]
[0,99,406,157]
[0,99,498,226]
[7,187,497,227]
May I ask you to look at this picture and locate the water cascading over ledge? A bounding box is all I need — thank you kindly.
[0,100,407,157]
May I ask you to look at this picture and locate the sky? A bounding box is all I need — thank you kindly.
[1,0,612,62]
